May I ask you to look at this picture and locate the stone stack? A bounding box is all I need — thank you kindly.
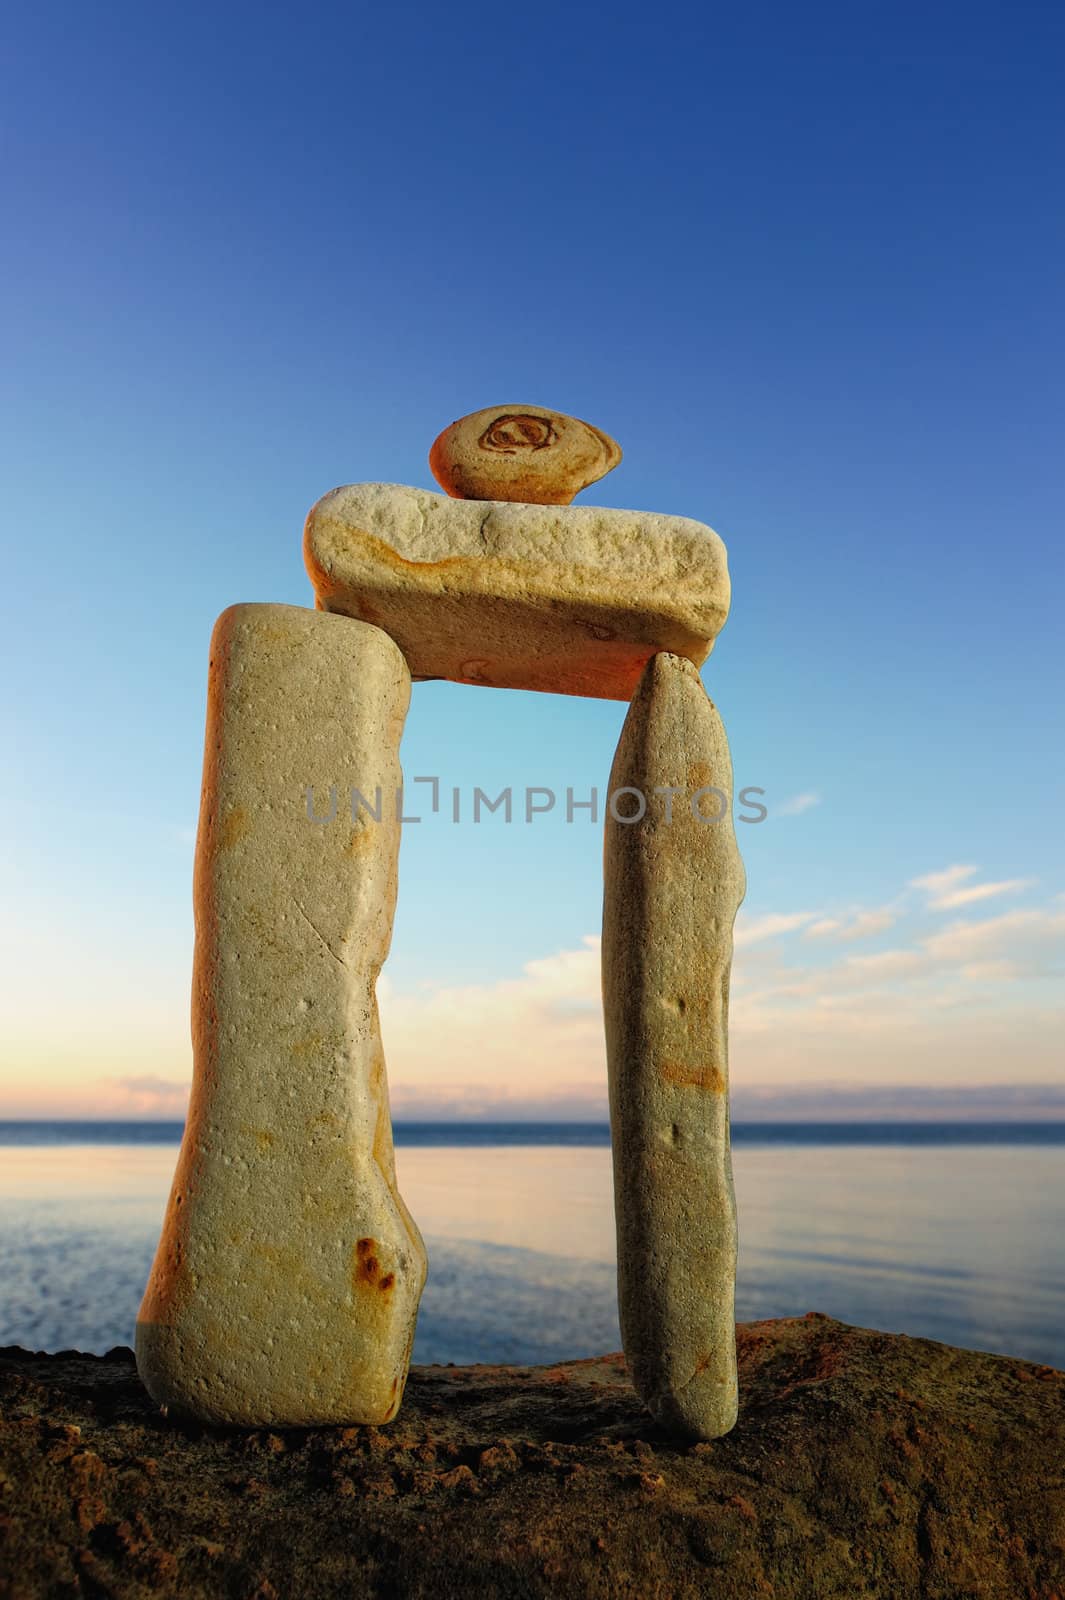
[137,404,745,1439]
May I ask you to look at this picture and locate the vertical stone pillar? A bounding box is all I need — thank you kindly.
[137,603,426,1427]
[602,652,745,1439]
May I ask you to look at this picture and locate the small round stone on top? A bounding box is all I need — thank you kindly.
[429,404,622,505]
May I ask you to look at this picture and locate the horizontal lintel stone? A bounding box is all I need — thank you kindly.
[304,483,730,701]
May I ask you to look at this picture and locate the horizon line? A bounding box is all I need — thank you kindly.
[1,1114,1064,1127]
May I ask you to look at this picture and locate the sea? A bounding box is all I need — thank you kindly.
[1,1122,1063,1370]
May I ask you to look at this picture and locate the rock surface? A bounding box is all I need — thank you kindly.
[137,604,425,1428]
[603,654,746,1440]
[304,483,730,700]
[2,1317,1063,1598]
[428,404,621,504]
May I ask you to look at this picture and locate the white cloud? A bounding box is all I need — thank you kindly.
[97,1075,190,1116]
[840,948,925,980]
[932,878,1034,910]
[922,908,1065,969]
[804,909,896,942]
[910,864,978,897]
[910,864,1034,911]
[959,960,1022,983]
[734,911,818,948]
[776,791,821,817]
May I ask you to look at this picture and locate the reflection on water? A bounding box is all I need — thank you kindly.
[0,1142,1062,1367]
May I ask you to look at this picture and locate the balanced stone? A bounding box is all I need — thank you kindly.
[304,483,729,701]
[429,404,621,504]
[602,652,746,1439]
[136,603,426,1428]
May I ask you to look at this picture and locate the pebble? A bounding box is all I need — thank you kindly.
[429,404,621,504]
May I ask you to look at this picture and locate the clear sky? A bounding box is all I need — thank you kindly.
[2,1,1062,1118]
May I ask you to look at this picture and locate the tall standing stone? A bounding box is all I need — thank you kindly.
[137,603,426,1427]
[602,652,746,1439]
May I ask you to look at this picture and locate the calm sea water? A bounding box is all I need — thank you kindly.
[1,1123,1062,1369]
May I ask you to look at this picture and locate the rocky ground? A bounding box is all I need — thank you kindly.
[1,1314,1062,1599]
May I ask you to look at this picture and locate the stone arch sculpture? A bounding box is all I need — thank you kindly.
[135,405,746,1440]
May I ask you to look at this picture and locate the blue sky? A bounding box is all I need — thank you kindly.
[1,0,1062,1116]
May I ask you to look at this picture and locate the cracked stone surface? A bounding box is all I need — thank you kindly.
[3,1317,1063,1598]
[136,603,425,1427]
[303,482,730,699]
[603,654,746,1440]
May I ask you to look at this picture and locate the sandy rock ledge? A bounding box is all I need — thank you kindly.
[1,1315,1063,1599]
